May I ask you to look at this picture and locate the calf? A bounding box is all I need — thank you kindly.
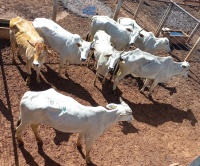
[16,88,133,163]
[86,16,136,51]
[91,31,122,85]
[33,18,94,77]
[117,17,171,54]
[10,16,51,86]
[113,48,190,96]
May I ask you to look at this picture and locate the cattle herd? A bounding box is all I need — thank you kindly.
[9,12,190,163]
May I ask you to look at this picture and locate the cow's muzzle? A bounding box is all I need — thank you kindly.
[108,67,114,71]
[80,58,86,62]
[33,62,39,66]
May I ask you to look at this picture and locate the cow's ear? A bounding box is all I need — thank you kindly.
[76,43,82,47]
[126,28,133,32]
[106,103,117,110]
[104,54,112,57]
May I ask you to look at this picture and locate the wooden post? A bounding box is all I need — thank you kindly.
[184,37,200,61]
[155,3,173,37]
[113,0,123,21]
[186,23,200,43]
[52,0,59,22]
[133,0,145,20]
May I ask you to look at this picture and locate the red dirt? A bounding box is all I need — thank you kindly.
[0,0,200,166]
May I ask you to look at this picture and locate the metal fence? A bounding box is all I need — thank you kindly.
[119,0,200,61]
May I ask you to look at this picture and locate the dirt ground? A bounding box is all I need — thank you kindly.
[0,0,200,166]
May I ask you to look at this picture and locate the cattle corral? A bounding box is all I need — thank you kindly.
[0,0,200,166]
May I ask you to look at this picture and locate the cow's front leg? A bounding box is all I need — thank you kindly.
[140,79,150,93]
[148,80,159,96]
[64,61,70,78]
[36,65,42,83]
[85,137,95,163]
[93,67,99,86]
[58,60,65,77]
[77,133,83,148]
[26,62,32,86]
[10,37,17,64]
[113,69,125,91]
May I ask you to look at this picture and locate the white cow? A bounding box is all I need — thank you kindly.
[113,48,190,96]
[86,16,137,51]
[87,30,112,68]
[16,88,133,163]
[33,18,94,77]
[117,17,171,54]
[88,30,122,85]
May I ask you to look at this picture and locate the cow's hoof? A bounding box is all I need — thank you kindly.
[36,79,41,83]
[37,140,43,146]
[25,81,30,86]
[17,140,24,146]
[86,158,91,164]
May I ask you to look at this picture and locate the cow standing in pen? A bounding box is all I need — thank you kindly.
[10,16,51,86]
[33,18,94,78]
[86,15,137,51]
[117,17,171,54]
[112,48,190,96]
[15,88,133,163]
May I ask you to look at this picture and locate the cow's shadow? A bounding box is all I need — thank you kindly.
[18,143,62,166]
[53,129,71,145]
[42,64,98,106]
[123,98,197,127]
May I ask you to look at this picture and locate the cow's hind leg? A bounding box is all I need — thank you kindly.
[16,119,29,146]
[30,124,42,144]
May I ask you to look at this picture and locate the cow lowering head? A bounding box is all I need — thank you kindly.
[107,49,124,71]
[180,61,190,77]
[27,40,48,67]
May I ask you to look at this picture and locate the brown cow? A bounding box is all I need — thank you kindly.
[10,16,52,86]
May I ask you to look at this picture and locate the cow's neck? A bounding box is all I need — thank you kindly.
[103,109,120,128]
[168,61,183,76]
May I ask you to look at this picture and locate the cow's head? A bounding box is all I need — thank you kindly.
[106,49,124,71]
[155,37,171,53]
[27,40,52,67]
[180,61,190,77]
[106,97,133,123]
[76,40,95,62]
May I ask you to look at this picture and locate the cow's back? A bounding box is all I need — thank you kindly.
[20,89,105,133]
[33,18,80,54]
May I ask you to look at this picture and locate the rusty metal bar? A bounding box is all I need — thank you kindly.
[133,0,145,20]
[155,3,173,37]
[185,37,200,61]
[187,23,200,43]
[113,0,124,21]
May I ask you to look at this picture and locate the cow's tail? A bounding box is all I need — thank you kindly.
[86,32,90,41]
[16,119,21,127]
